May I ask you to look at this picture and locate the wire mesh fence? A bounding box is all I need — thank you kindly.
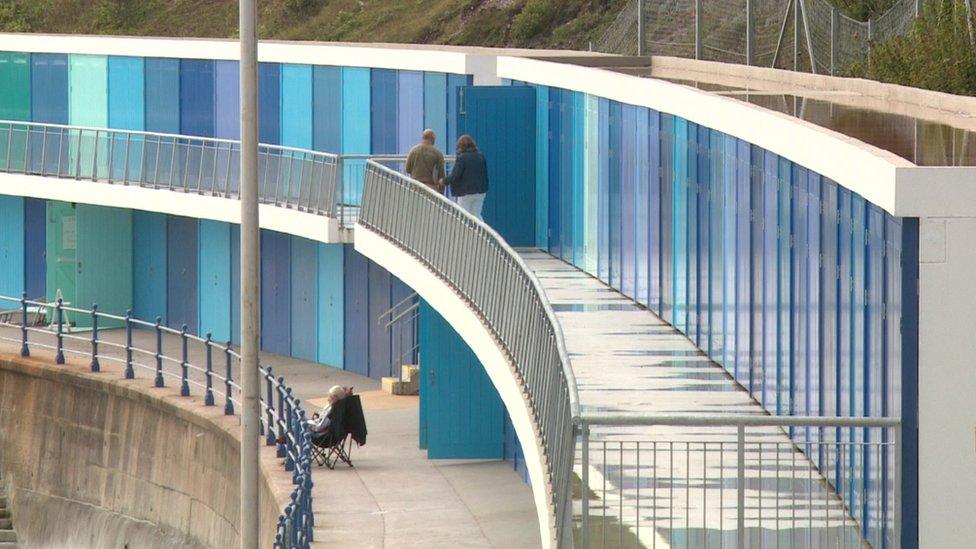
[595,0,962,76]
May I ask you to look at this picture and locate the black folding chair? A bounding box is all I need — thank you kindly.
[311,394,367,469]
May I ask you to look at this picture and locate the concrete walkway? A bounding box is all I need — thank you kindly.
[0,324,540,548]
[519,249,867,549]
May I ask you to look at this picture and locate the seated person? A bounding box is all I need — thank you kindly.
[308,385,348,434]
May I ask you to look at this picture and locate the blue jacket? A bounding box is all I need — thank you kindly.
[445,149,489,197]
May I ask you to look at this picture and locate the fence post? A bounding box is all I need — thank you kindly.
[694,0,702,59]
[224,342,235,415]
[581,422,590,549]
[180,324,190,396]
[266,367,276,445]
[284,390,295,472]
[55,297,65,364]
[277,378,288,457]
[124,310,134,378]
[205,333,215,406]
[746,0,753,65]
[90,304,100,372]
[20,293,29,357]
[636,0,645,56]
[737,424,746,548]
[894,425,902,549]
[830,7,838,75]
[154,317,164,387]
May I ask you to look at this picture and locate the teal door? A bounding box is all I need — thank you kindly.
[418,300,504,459]
[456,86,536,246]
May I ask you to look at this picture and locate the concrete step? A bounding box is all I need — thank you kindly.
[0,519,9,529]
[0,531,16,543]
[0,509,8,519]
[0,543,18,549]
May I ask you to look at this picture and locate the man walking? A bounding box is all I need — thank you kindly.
[405,129,446,193]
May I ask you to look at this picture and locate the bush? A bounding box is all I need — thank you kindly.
[511,0,553,41]
[852,0,976,95]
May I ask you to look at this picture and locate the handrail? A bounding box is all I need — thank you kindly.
[580,413,902,428]
[0,294,315,548]
[358,160,579,547]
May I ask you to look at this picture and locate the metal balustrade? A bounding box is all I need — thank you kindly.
[0,120,339,216]
[0,294,315,549]
[359,160,580,547]
[578,414,902,549]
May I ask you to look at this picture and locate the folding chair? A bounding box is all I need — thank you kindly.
[311,394,367,469]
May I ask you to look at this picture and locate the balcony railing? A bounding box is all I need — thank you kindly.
[0,294,314,548]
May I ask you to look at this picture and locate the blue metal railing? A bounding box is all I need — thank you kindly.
[0,294,314,548]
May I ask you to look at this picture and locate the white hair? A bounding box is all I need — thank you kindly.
[328,385,346,402]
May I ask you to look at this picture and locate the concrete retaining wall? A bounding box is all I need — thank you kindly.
[0,354,287,548]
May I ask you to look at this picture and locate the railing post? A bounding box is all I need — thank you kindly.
[277,379,288,458]
[20,293,29,357]
[55,297,65,364]
[284,389,295,472]
[91,129,100,181]
[74,129,83,179]
[180,324,190,396]
[266,367,276,445]
[293,407,306,484]
[154,317,164,387]
[636,0,645,56]
[894,425,902,549]
[205,333,215,406]
[224,342,235,415]
[746,0,753,65]
[581,422,590,549]
[737,424,746,548]
[694,0,702,59]
[830,7,837,76]
[90,304,100,372]
[124,310,134,379]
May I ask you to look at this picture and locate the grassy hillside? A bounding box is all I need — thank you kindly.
[0,0,627,50]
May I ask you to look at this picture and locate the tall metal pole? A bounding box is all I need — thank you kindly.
[694,0,702,59]
[636,0,645,56]
[745,0,753,65]
[239,0,261,546]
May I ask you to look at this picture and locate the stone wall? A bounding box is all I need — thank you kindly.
[0,354,287,548]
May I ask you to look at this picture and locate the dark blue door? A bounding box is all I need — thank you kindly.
[167,216,198,333]
[456,86,536,246]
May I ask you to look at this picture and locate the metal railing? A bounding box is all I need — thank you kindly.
[336,154,455,227]
[578,414,902,549]
[358,160,580,547]
[0,294,314,549]
[0,120,339,216]
[594,0,952,75]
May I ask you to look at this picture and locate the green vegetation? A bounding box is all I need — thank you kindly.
[832,0,899,21]
[0,0,627,50]
[851,0,976,95]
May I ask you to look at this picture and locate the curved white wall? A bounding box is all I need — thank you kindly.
[353,225,556,548]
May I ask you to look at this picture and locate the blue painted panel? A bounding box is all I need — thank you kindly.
[806,172,822,421]
[446,74,470,147]
[317,243,344,368]
[749,145,764,399]
[734,139,751,389]
[671,117,688,329]
[367,260,392,379]
[290,236,317,361]
[260,230,291,355]
[423,72,448,153]
[312,66,342,153]
[30,54,69,124]
[647,111,661,314]
[761,150,778,410]
[865,201,885,542]
[167,216,198,332]
[456,86,536,246]
[634,107,650,307]
[722,135,738,371]
[180,59,215,137]
[571,92,585,267]
[619,104,636,298]
[214,60,240,140]
[341,68,370,204]
[343,245,369,376]
[659,114,674,324]
[597,99,610,283]
[198,220,231,342]
[397,70,424,154]
[777,157,792,415]
[820,181,839,481]
[259,62,281,145]
[133,211,167,322]
[534,85,549,249]
[503,411,529,482]
[419,300,504,459]
[608,101,622,289]
[0,196,25,299]
[792,164,809,420]
[691,124,706,347]
[230,224,241,345]
[707,129,724,362]
[108,56,145,130]
[281,64,313,149]
[547,88,562,257]
[23,198,46,301]
[145,58,180,134]
[370,69,397,154]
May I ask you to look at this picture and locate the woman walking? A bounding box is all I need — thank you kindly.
[444,134,489,221]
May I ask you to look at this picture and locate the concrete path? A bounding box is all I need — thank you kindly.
[0,324,540,548]
[519,249,870,549]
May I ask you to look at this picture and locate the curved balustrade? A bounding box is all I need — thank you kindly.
[0,120,339,216]
[358,161,580,546]
[0,294,314,549]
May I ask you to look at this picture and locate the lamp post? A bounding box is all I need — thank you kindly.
[239,0,261,546]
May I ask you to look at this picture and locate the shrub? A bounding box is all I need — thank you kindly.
[511,0,553,41]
